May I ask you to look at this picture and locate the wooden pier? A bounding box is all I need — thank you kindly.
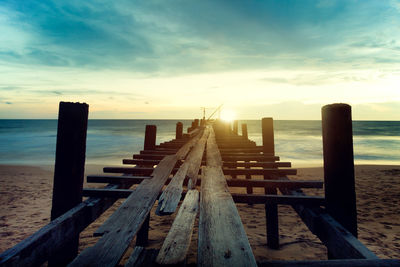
[0,102,399,266]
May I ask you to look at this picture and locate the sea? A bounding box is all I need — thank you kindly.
[0,120,399,167]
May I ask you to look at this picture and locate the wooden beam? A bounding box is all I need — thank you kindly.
[86,176,323,189]
[124,158,290,168]
[257,259,400,267]
[156,128,209,215]
[199,166,257,266]
[69,130,202,266]
[264,195,325,206]
[87,175,151,184]
[133,153,280,161]
[156,190,199,265]
[103,166,295,176]
[198,128,256,266]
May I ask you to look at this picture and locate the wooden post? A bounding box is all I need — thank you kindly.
[242,123,248,139]
[138,124,156,244]
[262,118,274,155]
[194,119,199,128]
[233,120,238,135]
[50,101,88,265]
[144,125,156,150]
[176,122,183,139]
[262,117,279,249]
[322,104,357,243]
[136,214,150,246]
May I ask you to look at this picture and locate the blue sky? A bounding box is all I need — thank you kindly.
[0,0,399,119]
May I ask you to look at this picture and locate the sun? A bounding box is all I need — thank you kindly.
[220,109,236,122]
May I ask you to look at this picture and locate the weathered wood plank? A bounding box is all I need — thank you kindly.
[258,259,400,267]
[87,176,323,190]
[69,155,178,266]
[264,195,325,206]
[104,166,295,176]
[156,128,209,215]
[199,167,257,266]
[69,130,202,266]
[198,128,256,267]
[124,159,291,168]
[133,153,280,161]
[87,175,151,184]
[155,163,189,215]
[156,190,199,265]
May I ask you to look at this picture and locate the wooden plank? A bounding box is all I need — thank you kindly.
[69,131,203,266]
[257,259,400,267]
[199,166,257,266]
[156,190,199,265]
[223,168,296,176]
[264,195,325,206]
[103,166,295,176]
[87,175,151,184]
[124,159,291,168]
[222,155,280,161]
[156,128,209,215]
[69,155,178,266]
[198,128,256,267]
[133,153,280,161]
[155,163,189,215]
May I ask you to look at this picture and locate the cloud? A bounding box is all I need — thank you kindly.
[0,0,399,74]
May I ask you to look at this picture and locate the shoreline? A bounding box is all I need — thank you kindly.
[0,163,399,261]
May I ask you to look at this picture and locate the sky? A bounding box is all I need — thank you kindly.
[0,0,399,120]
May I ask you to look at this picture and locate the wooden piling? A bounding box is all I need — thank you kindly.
[50,101,88,265]
[233,120,238,135]
[242,123,248,139]
[176,122,183,139]
[194,119,199,128]
[262,117,279,249]
[136,214,150,246]
[322,104,357,243]
[144,125,157,150]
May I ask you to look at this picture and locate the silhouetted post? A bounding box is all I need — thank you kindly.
[194,119,199,128]
[322,104,357,253]
[262,118,275,156]
[144,125,156,150]
[50,102,88,266]
[233,120,238,135]
[242,123,248,139]
[262,117,279,249]
[176,122,183,139]
[136,214,150,246]
[137,125,156,245]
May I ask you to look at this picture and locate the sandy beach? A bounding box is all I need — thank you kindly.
[0,164,399,262]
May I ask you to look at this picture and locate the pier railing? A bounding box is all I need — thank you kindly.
[0,102,398,267]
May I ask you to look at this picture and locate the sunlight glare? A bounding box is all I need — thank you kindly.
[220,109,236,122]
